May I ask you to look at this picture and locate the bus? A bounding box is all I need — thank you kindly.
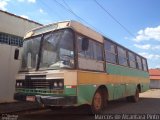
[14,20,149,114]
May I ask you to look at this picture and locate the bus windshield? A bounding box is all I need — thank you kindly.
[21,29,74,71]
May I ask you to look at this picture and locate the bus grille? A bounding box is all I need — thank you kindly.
[23,79,50,89]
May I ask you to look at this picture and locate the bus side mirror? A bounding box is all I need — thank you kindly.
[14,49,19,60]
[82,38,89,51]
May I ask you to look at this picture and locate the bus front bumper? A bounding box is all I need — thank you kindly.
[36,95,77,106]
[14,93,77,106]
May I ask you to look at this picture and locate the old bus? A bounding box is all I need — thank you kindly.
[14,20,149,113]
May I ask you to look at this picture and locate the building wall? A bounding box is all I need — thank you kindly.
[0,11,41,37]
[0,10,42,103]
[0,44,22,102]
[150,80,160,89]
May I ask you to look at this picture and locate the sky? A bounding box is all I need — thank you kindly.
[0,0,160,68]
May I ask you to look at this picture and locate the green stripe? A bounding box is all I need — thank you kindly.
[64,87,76,95]
[77,85,97,105]
[77,84,127,105]
[77,83,147,105]
[16,83,149,105]
[16,85,77,96]
[107,63,149,78]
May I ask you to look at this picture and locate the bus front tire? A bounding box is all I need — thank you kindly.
[91,89,107,114]
[126,88,140,102]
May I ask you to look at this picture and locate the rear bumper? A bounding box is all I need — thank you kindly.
[14,93,77,106]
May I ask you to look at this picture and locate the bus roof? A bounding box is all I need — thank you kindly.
[24,20,146,60]
[24,20,103,43]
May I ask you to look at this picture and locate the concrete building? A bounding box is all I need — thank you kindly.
[149,69,160,89]
[0,10,42,103]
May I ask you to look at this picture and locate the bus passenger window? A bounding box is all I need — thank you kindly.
[117,47,128,66]
[77,37,93,59]
[85,40,94,59]
[142,59,147,71]
[82,37,89,51]
[136,56,142,70]
[104,40,117,64]
[77,36,86,58]
[94,43,103,61]
[77,35,104,71]
[128,52,136,68]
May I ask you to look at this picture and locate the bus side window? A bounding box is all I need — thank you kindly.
[94,42,103,61]
[117,46,128,66]
[128,52,136,68]
[14,49,19,60]
[77,35,104,71]
[104,40,117,64]
[77,36,85,57]
[82,37,89,51]
[136,56,142,70]
[142,58,147,71]
[77,36,93,59]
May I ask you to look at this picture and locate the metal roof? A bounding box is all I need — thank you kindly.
[149,69,160,80]
[0,10,42,26]
[149,69,160,75]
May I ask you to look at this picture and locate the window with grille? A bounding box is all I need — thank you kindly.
[0,32,23,47]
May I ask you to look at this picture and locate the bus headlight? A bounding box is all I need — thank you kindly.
[19,83,23,87]
[16,81,23,87]
[50,79,64,89]
[17,83,20,87]
[59,82,63,87]
[54,82,58,87]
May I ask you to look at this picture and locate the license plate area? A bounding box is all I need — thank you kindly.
[26,96,35,102]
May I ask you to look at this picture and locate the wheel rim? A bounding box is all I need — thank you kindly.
[93,92,102,111]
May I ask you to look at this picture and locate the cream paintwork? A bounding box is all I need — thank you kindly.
[70,21,103,43]
[24,20,104,43]
[16,70,78,86]
[16,69,149,93]
[16,74,25,80]
[64,70,77,85]
[57,21,70,29]
[78,57,104,71]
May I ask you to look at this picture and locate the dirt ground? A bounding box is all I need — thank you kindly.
[1,89,160,120]
[140,89,160,98]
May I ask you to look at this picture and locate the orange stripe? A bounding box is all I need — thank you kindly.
[77,70,149,85]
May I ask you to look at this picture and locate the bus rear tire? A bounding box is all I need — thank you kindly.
[91,88,107,114]
[126,88,140,102]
